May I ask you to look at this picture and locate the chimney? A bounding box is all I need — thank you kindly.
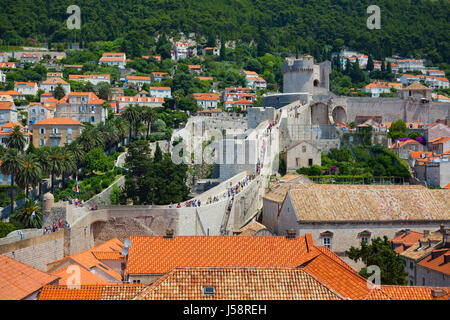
[444,254,450,264]
[286,229,296,239]
[431,289,446,298]
[165,229,174,239]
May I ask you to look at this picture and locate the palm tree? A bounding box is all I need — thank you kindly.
[11,199,42,229]
[33,148,50,200]
[143,108,157,139]
[114,117,129,147]
[59,147,76,188]
[122,104,143,140]
[66,141,85,167]
[0,149,25,215]
[98,121,119,154]
[77,126,104,152]
[7,125,27,152]
[16,153,42,199]
[47,147,63,193]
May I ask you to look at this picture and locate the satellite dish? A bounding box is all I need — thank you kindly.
[124,238,131,248]
[121,247,129,256]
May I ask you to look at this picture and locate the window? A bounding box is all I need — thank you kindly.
[132,280,141,284]
[90,106,96,112]
[72,106,76,112]
[80,106,85,112]
[68,128,72,135]
[39,139,44,146]
[422,278,425,286]
[361,237,369,245]
[323,237,331,249]
[90,116,95,123]
[308,159,313,166]
[39,128,45,134]
[203,286,215,295]
[302,145,306,153]
[52,128,58,134]
[53,140,59,146]
[409,262,414,270]
[67,139,72,144]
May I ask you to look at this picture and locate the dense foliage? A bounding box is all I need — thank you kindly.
[297,145,411,177]
[1,0,449,64]
[346,236,408,285]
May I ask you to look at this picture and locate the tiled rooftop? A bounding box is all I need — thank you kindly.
[287,185,450,221]
[0,254,59,300]
[125,235,315,275]
[38,284,146,300]
[135,267,342,300]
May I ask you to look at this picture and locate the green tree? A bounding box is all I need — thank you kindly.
[346,236,408,285]
[11,199,42,229]
[16,153,42,199]
[53,84,66,100]
[0,149,25,215]
[7,126,26,152]
[85,147,114,173]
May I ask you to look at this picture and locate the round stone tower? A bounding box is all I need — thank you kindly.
[42,192,54,214]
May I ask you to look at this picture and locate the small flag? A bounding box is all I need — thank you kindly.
[75,174,79,193]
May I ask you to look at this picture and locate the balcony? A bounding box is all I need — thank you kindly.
[49,132,62,138]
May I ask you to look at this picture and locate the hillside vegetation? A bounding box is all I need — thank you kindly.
[0,0,449,63]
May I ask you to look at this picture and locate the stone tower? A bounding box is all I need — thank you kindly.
[281,55,330,94]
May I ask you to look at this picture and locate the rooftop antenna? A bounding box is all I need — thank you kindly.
[124,238,131,248]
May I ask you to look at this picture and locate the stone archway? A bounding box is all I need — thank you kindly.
[310,103,330,125]
[332,106,347,124]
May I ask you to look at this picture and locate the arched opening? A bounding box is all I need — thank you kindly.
[313,79,320,87]
[332,106,347,124]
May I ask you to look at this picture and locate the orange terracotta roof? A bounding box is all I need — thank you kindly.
[380,285,450,300]
[14,82,37,87]
[430,137,450,144]
[91,251,125,261]
[41,78,68,85]
[125,235,315,275]
[38,284,145,300]
[391,231,424,253]
[118,96,163,103]
[135,267,343,300]
[33,118,84,126]
[0,254,59,300]
[126,75,151,81]
[197,76,213,81]
[410,151,432,159]
[300,252,373,300]
[58,92,104,105]
[0,102,14,109]
[188,65,201,69]
[417,248,450,275]
[52,265,109,286]
[443,183,450,189]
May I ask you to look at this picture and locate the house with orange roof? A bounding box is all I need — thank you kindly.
[416,247,450,286]
[28,102,54,124]
[202,46,220,56]
[0,254,59,300]
[391,138,426,159]
[125,75,152,89]
[39,77,71,95]
[391,229,424,253]
[0,122,31,149]
[46,238,125,285]
[149,86,171,99]
[150,72,171,83]
[400,226,449,286]
[0,90,24,101]
[117,96,164,110]
[400,82,432,101]
[99,52,126,68]
[0,62,16,69]
[31,118,85,147]
[187,65,202,74]
[413,155,450,188]
[361,83,391,97]
[47,72,62,79]
[14,82,38,96]
[68,74,110,85]
[171,41,197,61]
[430,137,450,155]
[56,92,106,124]
[0,101,18,125]
[19,52,41,64]
[197,76,213,82]
[193,93,221,109]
